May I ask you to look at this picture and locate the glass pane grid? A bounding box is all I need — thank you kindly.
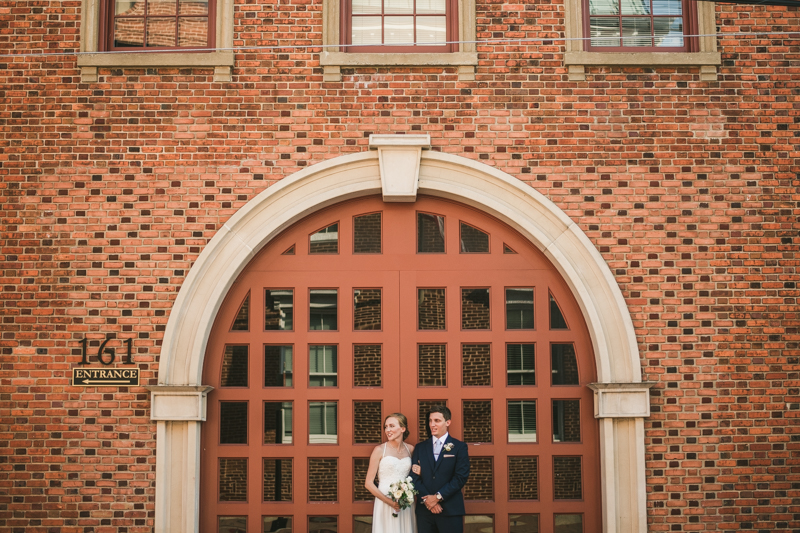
[463,457,494,500]
[262,458,292,502]
[509,456,539,500]
[354,288,382,330]
[353,344,382,387]
[310,289,338,330]
[307,459,338,502]
[309,223,339,254]
[264,345,293,387]
[353,212,382,253]
[418,288,446,330]
[264,401,292,444]
[265,289,293,330]
[463,400,492,443]
[221,345,248,387]
[220,402,248,444]
[353,401,383,444]
[507,344,535,386]
[508,400,536,443]
[219,458,247,501]
[462,288,490,330]
[462,344,491,386]
[588,0,685,48]
[418,344,447,387]
[309,345,338,387]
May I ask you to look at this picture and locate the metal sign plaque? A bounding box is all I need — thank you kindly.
[72,367,139,386]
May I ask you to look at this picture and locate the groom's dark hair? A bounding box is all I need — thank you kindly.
[428,404,451,421]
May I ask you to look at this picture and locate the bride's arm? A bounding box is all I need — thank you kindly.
[364,445,400,509]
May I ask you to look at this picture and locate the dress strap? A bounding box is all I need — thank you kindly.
[382,442,386,458]
[403,442,410,457]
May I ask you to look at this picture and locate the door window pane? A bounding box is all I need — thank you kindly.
[354,288,381,330]
[310,289,338,330]
[551,344,579,385]
[219,516,247,533]
[221,345,248,387]
[418,399,447,440]
[463,400,492,443]
[418,344,446,387]
[552,400,581,442]
[464,515,495,533]
[354,516,373,533]
[309,516,337,531]
[309,402,338,444]
[262,459,292,501]
[354,457,374,501]
[309,223,339,254]
[307,460,338,501]
[460,222,489,253]
[507,344,535,386]
[232,294,249,330]
[508,400,537,443]
[553,456,582,500]
[219,458,247,501]
[353,344,381,387]
[509,457,539,500]
[264,402,292,444]
[354,401,383,444]
[418,288,445,329]
[264,345,293,387]
[550,294,569,329]
[220,402,248,444]
[265,289,293,330]
[462,344,491,386]
[262,517,292,532]
[510,514,539,533]
[462,288,490,329]
[464,457,493,500]
[506,288,534,329]
[417,212,445,253]
[354,212,382,253]
[309,345,337,387]
[554,514,583,533]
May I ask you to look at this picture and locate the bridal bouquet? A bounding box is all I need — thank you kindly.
[387,476,418,517]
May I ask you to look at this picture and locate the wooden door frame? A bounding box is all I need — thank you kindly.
[148,135,653,533]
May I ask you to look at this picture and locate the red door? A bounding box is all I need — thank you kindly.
[201,196,600,533]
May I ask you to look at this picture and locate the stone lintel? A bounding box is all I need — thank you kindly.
[369,134,431,202]
[147,385,214,421]
[588,382,655,418]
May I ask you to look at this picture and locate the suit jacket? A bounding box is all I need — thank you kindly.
[409,434,470,516]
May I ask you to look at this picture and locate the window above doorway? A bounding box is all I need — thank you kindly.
[77,0,234,82]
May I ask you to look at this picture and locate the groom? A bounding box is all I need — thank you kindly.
[409,405,470,533]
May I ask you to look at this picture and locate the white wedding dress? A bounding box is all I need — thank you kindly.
[372,443,417,533]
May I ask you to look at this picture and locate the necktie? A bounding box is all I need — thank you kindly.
[434,439,442,460]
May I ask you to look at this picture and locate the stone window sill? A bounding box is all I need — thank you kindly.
[564,51,722,81]
[319,51,479,81]
[77,51,235,83]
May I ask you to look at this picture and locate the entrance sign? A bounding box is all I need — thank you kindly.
[72,367,140,386]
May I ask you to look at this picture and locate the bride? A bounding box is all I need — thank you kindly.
[364,413,417,533]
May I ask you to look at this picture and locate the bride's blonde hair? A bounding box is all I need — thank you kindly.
[384,413,410,440]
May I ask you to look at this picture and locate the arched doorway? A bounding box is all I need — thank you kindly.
[200,195,601,532]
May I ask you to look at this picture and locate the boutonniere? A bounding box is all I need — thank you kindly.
[443,443,454,452]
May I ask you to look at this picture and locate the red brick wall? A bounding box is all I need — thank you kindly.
[1,0,799,531]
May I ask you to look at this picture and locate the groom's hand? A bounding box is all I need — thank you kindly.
[430,503,443,514]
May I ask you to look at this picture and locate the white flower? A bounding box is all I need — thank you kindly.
[444,443,454,452]
[393,490,403,500]
[406,476,413,482]
[405,491,413,500]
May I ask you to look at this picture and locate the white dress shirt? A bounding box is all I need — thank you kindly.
[433,432,449,461]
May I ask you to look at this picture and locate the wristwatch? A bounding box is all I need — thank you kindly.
[435,492,443,501]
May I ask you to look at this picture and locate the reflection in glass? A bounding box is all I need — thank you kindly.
[219,516,247,533]
[146,17,176,46]
[551,344,579,385]
[463,457,493,500]
[263,516,293,533]
[418,400,447,439]
[418,213,445,253]
[115,0,138,15]
[463,400,492,443]
[354,289,382,330]
[621,0,649,14]
[310,290,338,330]
[178,17,208,47]
[309,402,337,444]
[654,0,682,14]
[179,0,209,15]
[589,0,618,14]
[263,458,292,501]
[264,402,292,444]
[308,460,338,501]
[508,400,536,443]
[654,17,684,47]
[621,17,653,47]
[354,515,373,533]
[220,402,248,444]
[419,15,447,42]
[219,458,247,501]
[418,345,447,387]
[354,213,382,253]
[503,243,517,254]
[464,515,495,533]
[354,458,375,501]
[509,457,539,500]
[554,514,583,533]
[384,16,414,45]
[222,345,248,387]
[506,288,534,329]
[553,400,581,442]
[353,345,381,387]
[353,0,382,13]
[265,289,293,330]
[281,244,295,255]
[549,294,568,329]
[460,222,489,253]
[309,223,339,254]
[114,18,145,47]
[417,0,446,13]
[232,294,249,330]
[264,345,293,387]
[309,515,338,531]
[309,345,337,387]
[148,0,177,15]
[462,344,491,386]
[553,456,582,500]
[462,288,490,330]
[352,16,382,45]
[589,17,621,46]
[386,0,413,13]
[510,514,539,533]
[418,288,446,330]
[507,344,535,386]
[354,401,383,444]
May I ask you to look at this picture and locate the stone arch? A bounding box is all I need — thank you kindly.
[149,135,651,533]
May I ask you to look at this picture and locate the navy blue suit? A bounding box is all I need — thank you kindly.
[409,434,470,533]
